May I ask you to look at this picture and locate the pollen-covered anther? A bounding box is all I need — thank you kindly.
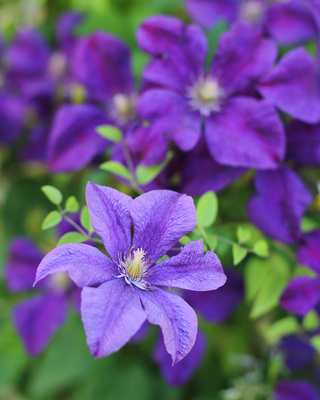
[187,77,224,116]
[241,1,263,23]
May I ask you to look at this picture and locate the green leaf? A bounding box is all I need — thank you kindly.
[196,191,218,228]
[266,317,299,340]
[232,244,248,265]
[42,211,62,230]
[253,240,269,257]
[303,311,319,331]
[57,232,87,246]
[80,206,94,233]
[136,152,173,186]
[96,125,122,142]
[250,254,290,319]
[245,258,269,301]
[207,233,217,251]
[179,235,191,245]
[237,226,251,243]
[100,161,131,181]
[65,196,79,213]
[41,185,63,205]
[311,335,320,353]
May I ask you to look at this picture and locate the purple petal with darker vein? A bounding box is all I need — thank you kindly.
[149,241,226,291]
[0,93,25,145]
[137,89,201,152]
[211,23,277,94]
[48,104,108,172]
[185,0,237,29]
[81,279,146,358]
[266,2,318,46]
[86,182,132,260]
[258,48,320,124]
[280,276,320,315]
[286,120,320,166]
[131,190,196,265]
[280,335,316,372]
[205,97,285,169]
[6,237,44,292]
[139,287,198,364]
[275,381,320,400]
[184,267,244,323]
[154,329,206,386]
[34,243,116,288]
[247,167,312,244]
[138,17,207,89]
[73,32,133,103]
[297,230,320,274]
[13,293,67,356]
[180,141,247,196]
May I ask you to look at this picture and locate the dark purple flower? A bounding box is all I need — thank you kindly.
[137,17,284,169]
[280,335,316,372]
[297,230,320,274]
[280,276,320,315]
[275,380,320,400]
[35,183,226,363]
[5,237,79,356]
[247,167,312,244]
[185,0,319,46]
[0,92,25,145]
[153,329,207,386]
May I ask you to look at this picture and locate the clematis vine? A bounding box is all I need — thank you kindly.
[136,17,285,169]
[34,183,226,363]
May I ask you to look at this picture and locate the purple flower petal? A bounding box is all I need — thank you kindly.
[86,182,132,260]
[266,2,318,46]
[0,93,25,145]
[281,336,316,372]
[139,287,198,364]
[180,141,247,196]
[248,167,312,244]
[275,381,320,400]
[258,48,320,124]
[138,16,207,89]
[149,241,226,291]
[13,293,67,356]
[211,23,277,94]
[205,97,285,168]
[286,120,320,166]
[73,32,133,103]
[297,230,320,274]
[137,89,201,151]
[131,190,196,264]
[185,0,237,29]
[5,237,43,292]
[56,12,83,56]
[280,276,320,315]
[48,104,108,172]
[184,267,244,323]
[34,243,116,288]
[154,329,206,386]
[81,279,146,358]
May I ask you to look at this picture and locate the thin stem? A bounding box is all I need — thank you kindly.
[58,205,88,237]
[121,140,144,194]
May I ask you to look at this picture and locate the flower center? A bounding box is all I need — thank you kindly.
[50,272,71,291]
[116,247,153,290]
[111,93,137,125]
[49,51,67,79]
[241,1,263,23]
[187,77,224,116]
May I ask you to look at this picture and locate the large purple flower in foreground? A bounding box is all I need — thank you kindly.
[137,17,284,169]
[35,183,226,363]
[5,237,80,355]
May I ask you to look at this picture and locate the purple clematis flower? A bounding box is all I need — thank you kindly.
[5,237,80,356]
[185,0,320,46]
[275,380,320,400]
[280,335,316,372]
[34,183,226,363]
[247,167,312,245]
[48,31,139,172]
[137,17,285,169]
[297,230,320,274]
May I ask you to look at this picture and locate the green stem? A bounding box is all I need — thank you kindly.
[121,140,144,194]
